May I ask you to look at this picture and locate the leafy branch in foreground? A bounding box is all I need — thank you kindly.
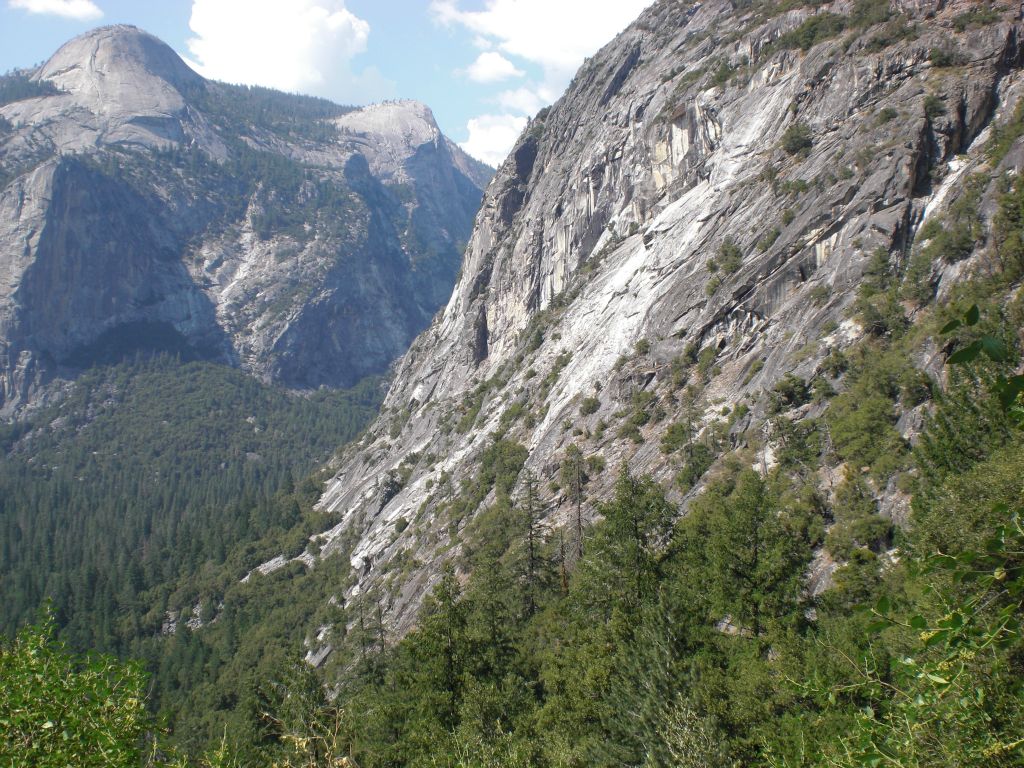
[0,608,152,768]
[940,304,1024,421]
[792,305,1024,768]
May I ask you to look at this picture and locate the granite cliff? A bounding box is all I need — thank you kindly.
[279,0,1024,634]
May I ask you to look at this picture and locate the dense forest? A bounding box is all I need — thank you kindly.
[0,355,381,691]
[4,113,1024,768]
[0,70,61,107]
[3,302,1021,766]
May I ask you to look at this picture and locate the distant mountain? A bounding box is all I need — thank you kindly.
[0,25,491,414]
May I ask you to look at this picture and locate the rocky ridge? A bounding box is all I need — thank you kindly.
[279,0,1024,634]
[0,26,490,414]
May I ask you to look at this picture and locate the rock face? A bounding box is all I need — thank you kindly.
[0,25,490,413]
[303,0,1024,632]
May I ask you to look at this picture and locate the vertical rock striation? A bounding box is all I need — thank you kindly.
[310,0,1024,632]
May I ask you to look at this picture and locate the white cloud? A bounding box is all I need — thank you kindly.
[185,0,392,104]
[435,0,654,167]
[460,114,527,167]
[462,51,523,83]
[8,0,102,20]
[432,0,654,78]
[496,85,555,116]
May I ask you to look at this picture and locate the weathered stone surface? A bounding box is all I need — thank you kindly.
[0,26,490,413]
[304,0,1024,633]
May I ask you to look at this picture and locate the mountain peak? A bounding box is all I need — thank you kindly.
[34,25,201,95]
[336,100,441,145]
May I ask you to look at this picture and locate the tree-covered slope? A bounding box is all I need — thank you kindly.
[0,355,381,656]
[5,1,1024,766]
[128,0,1024,761]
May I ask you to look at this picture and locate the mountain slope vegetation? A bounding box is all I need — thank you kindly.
[0,355,381,698]
[3,1,1024,766]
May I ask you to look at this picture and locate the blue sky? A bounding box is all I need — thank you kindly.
[0,0,654,166]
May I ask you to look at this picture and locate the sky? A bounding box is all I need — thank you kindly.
[0,0,655,166]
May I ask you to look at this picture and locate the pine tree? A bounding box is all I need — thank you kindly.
[518,471,548,618]
[559,444,588,560]
[695,470,811,638]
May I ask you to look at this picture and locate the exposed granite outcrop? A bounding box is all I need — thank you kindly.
[305,0,1024,633]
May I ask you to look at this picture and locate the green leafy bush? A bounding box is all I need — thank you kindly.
[781,122,813,155]
[676,443,716,490]
[875,106,898,125]
[0,612,151,767]
[952,6,1003,32]
[775,13,846,52]
[708,237,743,274]
[924,94,946,119]
[769,374,811,413]
[757,227,781,251]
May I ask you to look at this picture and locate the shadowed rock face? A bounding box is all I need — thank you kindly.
[297,0,1024,633]
[0,25,491,413]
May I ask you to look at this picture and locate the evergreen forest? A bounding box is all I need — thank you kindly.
[2,1,1024,766]
[3,292,1021,767]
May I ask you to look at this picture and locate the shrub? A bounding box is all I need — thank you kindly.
[579,396,601,416]
[617,423,644,443]
[711,59,734,87]
[660,421,693,454]
[781,123,813,155]
[876,106,898,125]
[697,347,718,381]
[952,7,1002,32]
[775,13,846,52]
[863,18,917,52]
[924,94,946,119]
[812,376,836,402]
[822,348,848,377]
[742,358,765,386]
[0,612,152,768]
[986,99,1024,164]
[711,237,743,274]
[809,284,830,304]
[849,0,892,27]
[928,47,957,67]
[757,227,781,251]
[676,443,716,490]
[629,391,658,427]
[769,374,811,413]
[778,178,810,195]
